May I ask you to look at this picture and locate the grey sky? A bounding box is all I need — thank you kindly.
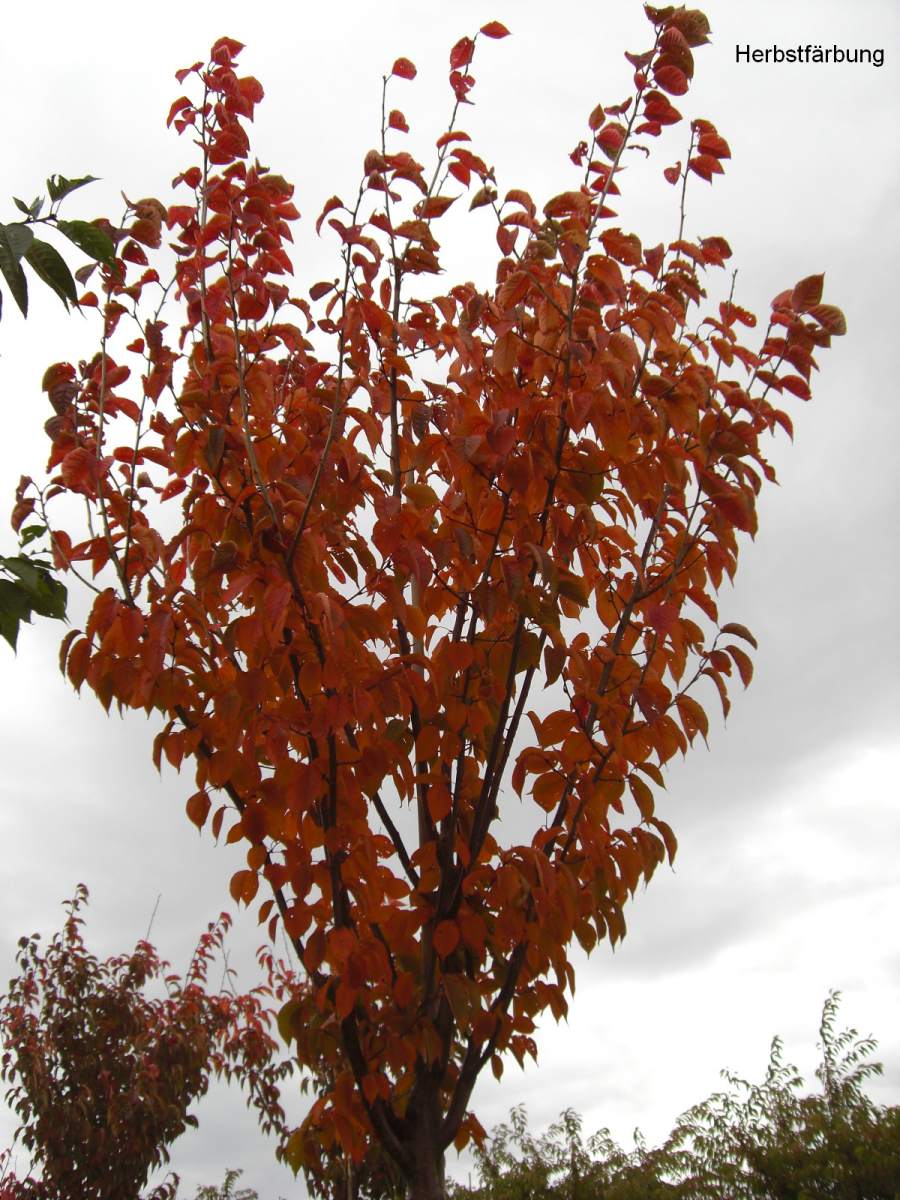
[2,0,898,1195]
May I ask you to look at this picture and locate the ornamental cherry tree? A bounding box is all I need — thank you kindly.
[16,6,845,1197]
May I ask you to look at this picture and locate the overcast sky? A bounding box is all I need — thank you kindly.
[2,0,898,1195]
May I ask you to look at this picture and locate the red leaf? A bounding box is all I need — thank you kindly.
[391,57,417,80]
[160,478,186,502]
[210,36,244,62]
[450,37,475,70]
[663,162,682,184]
[701,236,732,266]
[166,97,192,128]
[480,20,510,38]
[596,124,626,157]
[654,64,689,96]
[389,109,409,132]
[436,130,471,148]
[60,448,99,495]
[393,972,415,1008]
[238,75,265,105]
[316,196,344,236]
[335,980,357,1019]
[496,225,517,255]
[689,154,724,181]
[697,131,731,159]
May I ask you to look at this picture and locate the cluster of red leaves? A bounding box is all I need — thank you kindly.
[0,887,295,1200]
[16,4,844,1188]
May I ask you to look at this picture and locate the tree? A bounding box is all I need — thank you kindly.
[17,6,845,1197]
[0,887,294,1200]
[449,1104,679,1199]
[664,990,900,1198]
[192,1167,261,1200]
[451,993,900,1199]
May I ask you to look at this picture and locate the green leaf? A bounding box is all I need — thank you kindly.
[25,238,78,309]
[277,999,299,1044]
[0,555,67,620]
[0,225,29,317]
[57,219,115,266]
[13,195,44,219]
[0,578,34,650]
[1,554,42,592]
[3,223,35,262]
[29,573,67,621]
[18,524,47,547]
[47,174,98,203]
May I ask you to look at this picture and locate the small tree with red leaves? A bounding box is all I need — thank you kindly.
[0,887,294,1200]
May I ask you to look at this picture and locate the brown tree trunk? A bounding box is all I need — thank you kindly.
[405,1142,446,1200]
[394,1078,447,1200]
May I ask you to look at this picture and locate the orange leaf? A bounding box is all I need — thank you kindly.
[229,869,258,905]
[791,273,824,312]
[720,621,758,649]
[629,774,655,820]
[428,784,452,823]
[415,195,456,220]
[533,772,565,812]
[808,303,847,335]
[66,638,91,691]
[726,643,754,688]
[433,920,460,958]
[335,980,357,1019]
[676,694,709,741]
[186,790,211,830]
[416,725,441,761]
[539,710,573,746]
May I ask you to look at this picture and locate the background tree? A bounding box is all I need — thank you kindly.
[663,990,900,1198]
[191,1167,263,1200]
[0,887,294,1200]
[450,993,900,1199]
[19,6,845,1197]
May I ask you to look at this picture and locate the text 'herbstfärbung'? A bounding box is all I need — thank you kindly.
[736,44,884,67]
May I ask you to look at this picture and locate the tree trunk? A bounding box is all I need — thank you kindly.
[405,1142,446,1200]
[395,1080,447,1200]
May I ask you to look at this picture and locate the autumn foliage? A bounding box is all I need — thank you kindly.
[14,5,844,1196]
